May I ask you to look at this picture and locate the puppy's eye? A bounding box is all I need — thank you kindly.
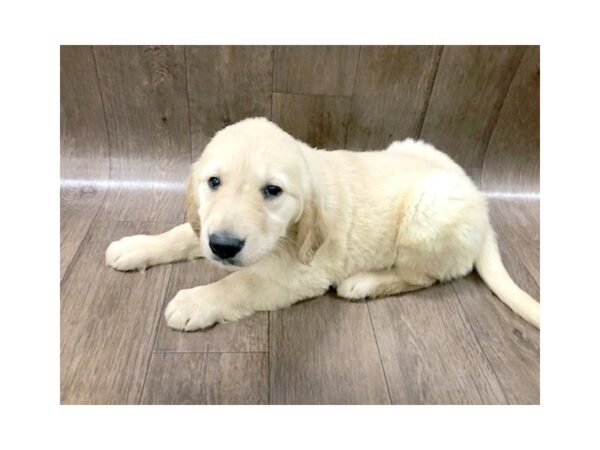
[263,185,283,198]
[208,176,221,190]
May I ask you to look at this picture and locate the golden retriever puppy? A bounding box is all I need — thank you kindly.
[106,118,540,331]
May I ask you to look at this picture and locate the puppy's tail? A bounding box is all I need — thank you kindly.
[475,227,540,328]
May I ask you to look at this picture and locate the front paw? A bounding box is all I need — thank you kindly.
[105,235,154,271]
[336,272,377,300]
[164,287,220,331]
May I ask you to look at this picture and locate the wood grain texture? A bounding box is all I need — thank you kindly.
[60,45,540,404]
[488,199,540,282]
[346,46,442,150]
[271,93,351,149]
[448,201,540,404]
[93,46,190,222]
[420,46,526,177]
[269,293,390,404]
[154,258,268,352]
[273,46,360,96]
[185,46,273,160]
[368,283,507,404]
[60,45,110,279]
[61,221,175,404]
[482,46,540,193]
[450,233,539,404]
[141,352,268,404]
[61,208,100,281]
[60,46,110,182]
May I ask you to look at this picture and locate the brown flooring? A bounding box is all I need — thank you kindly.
[60,46,540,404]
[60,195,540,405]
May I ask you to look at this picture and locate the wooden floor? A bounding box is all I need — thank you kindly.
[60,45,539,404]
[60,195,539,405]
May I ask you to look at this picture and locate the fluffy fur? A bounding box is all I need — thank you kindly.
[106,118,540,330]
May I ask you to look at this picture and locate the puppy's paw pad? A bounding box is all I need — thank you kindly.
[105,235,153,271]
[336,273,377,300]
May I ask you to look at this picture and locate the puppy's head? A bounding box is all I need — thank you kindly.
[186,118,326,268]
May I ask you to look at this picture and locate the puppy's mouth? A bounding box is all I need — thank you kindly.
[209,255,244,268]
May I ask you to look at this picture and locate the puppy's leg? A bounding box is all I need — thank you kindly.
[106,223,203,271]
[165,265,327,331]
[337,270,434,300]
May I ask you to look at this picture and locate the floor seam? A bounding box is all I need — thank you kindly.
[60,204,103,285]
[449,282,510,404]
[365,300,393,404]
[137,264,175,404]
[273,90,354,99]
[153,350,269,354]
[490,212,540,290]
[60,46,112,284]
[267,311,271,405]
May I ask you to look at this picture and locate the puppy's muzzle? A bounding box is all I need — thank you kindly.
[209,232,245,260]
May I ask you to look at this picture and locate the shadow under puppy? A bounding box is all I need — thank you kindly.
[106,117,540,331]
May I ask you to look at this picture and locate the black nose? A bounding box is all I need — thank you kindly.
[208,232,245,259]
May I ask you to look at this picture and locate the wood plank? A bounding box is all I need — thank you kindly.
[98,184,186,224]
[61,220,175,404]
[93,46,191,222]
[154,258,268,353]
[271,93,351,149]
[368,283,507,404]
[270,293,390,404]
[60,44,541,407]
[488,199,540,282]
[140,352,268,404]
[185,46,273,160]
[346,46,442,150]
[273,46,360,96]
[60,45,110,183]
[482,46,540,193]
[450,232,539,404]
[61,208,99,281]
[496,231,539,299]
[420,46,525,177]
[60,45,110,278]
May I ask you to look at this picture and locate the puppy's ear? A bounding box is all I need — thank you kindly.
[185,169,201,236]
[296,193,327,265]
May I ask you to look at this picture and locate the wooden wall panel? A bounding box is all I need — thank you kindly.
[60,46,109,279]
[186,46,273,160]
[93,46,191,222]
[273,46,360,96]
[420,46,526,177]
[482,46,540,193]
[271,93,351,149]
[60,46,110,183]
[346,46,442,150]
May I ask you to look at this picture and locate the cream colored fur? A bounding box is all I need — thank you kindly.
[106,118,540,330]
